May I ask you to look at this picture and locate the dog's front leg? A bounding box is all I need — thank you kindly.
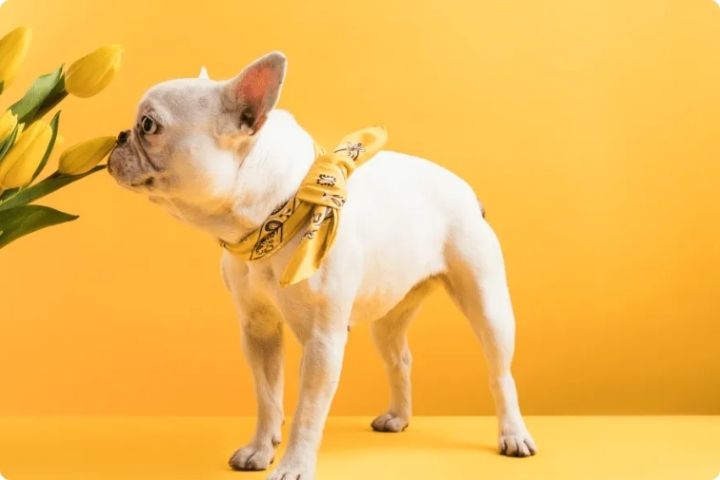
[269,319,348,480]
[229,312,285,471]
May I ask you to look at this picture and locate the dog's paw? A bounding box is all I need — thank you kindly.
[229,443,275,471]
[499,431,537,457]
[267,460,314,480]
[371,413,409,433]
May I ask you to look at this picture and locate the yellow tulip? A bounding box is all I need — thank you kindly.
[0,110,18,144]
[0,120,52,189]
[58,136,116,175]
[0,26,32,91]
[65,44,123,98]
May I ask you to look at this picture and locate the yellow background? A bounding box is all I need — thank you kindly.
[0,0,718,416]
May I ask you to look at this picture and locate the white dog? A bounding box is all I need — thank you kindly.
[108,52,536,480]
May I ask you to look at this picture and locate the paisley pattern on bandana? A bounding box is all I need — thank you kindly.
[219,126,387,286]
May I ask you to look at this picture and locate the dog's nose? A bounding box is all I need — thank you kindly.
[117,130,130,145]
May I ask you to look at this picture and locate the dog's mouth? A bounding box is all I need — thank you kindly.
[130,177,156,189]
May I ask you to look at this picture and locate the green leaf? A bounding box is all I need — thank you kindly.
[0,187,19,202]
[0,164,105,211]
[0,126,21,202]
[33,77,68,121]
[0,123,19,160]
[0,204,78,249]
[31,110,61,181]
[10,66,64,124]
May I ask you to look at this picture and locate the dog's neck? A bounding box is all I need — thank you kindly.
[160,110,316,243]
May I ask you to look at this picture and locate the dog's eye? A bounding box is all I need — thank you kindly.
[140,115,158,135]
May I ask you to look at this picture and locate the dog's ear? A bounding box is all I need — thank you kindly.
[223,52,286,135]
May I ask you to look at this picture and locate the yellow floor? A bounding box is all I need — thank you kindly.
[0,416,718,480]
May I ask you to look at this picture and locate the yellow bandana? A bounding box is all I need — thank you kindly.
[219,126,387,286]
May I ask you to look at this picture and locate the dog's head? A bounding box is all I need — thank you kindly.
[108,52,286,205]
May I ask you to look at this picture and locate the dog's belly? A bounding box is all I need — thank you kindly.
[349,275,444,325]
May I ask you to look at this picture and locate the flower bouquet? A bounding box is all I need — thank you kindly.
[0,24,123,249]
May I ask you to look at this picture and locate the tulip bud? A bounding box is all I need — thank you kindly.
[0,26,32,92]
[65,44,123,98]
[0,120,52,189]
[0,110,18,144]
[58,136,115,175]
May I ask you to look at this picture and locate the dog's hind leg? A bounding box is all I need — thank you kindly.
[444,214,537,457]
[370,279,437,432]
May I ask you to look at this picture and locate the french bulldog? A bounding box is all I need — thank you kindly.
[108,51,537,480]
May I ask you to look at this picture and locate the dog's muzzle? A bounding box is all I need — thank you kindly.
[107,129,154,189]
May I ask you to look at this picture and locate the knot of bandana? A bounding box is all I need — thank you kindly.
[219,126,387,286]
